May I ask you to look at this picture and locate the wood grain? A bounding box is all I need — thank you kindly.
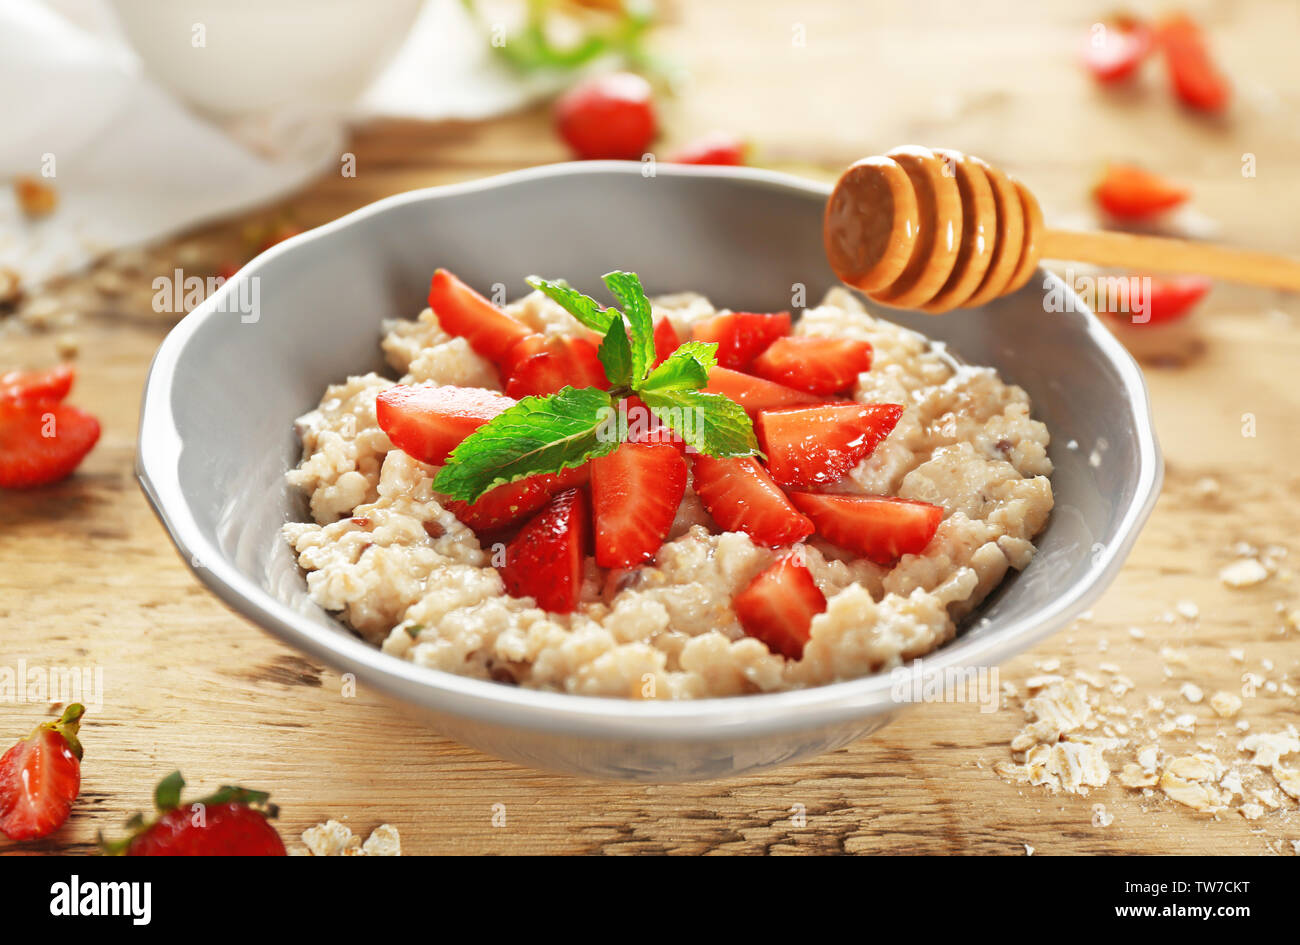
[2,0,1298,856]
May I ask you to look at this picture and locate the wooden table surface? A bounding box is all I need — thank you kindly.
[3,1,1298,855]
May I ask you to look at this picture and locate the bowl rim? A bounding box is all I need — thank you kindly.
[137,160,1163,741]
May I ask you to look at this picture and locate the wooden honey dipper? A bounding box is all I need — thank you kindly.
[823,145,1300,313]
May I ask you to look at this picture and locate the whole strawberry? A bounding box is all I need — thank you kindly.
[102,771,286,856]
[0,703,85,841]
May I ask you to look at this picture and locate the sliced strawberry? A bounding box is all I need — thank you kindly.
[446,465,589,533]
[732,554,826,660]
[691,455,813,547]
[653,317,682,366]
[1093,163,1189,220]
[750,337,874,395]
[1098,275,1212,326]
[1157,13,1230,112]
[590,441,688,568]
[0,704,84,841]
[1081,15,1153,83]
[499,488,589,613]
[623,396,686,453]
[376,385,514,466]
[758,403,903,488]
[1,363,74,403]
[692,311,791,369]
[428,269,533,366]
[667,132,748,167]
[704,366,823,417]
[789,493,943,565]
[505,336,608,398]
[0,400,100,489]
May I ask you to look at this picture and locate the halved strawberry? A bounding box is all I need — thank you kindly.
[505,336,608,398]
[376,385,514,466]
[732,554,826,659]
[691,455,813,547]
[750,337,874,395]
[428,269,533,366]
[0,400,101,489]
[653,317,682,366]
[590,441,687,568]
[1,363,74,403]
[789,493,943,564]
[703,366,823,417]
[446,465,590,533]
[691,311,791,369]
[0,704,84,841]
[499,488,589,613]
[758,403,903,488]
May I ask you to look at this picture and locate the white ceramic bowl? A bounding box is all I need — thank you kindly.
[107,0,422,115]
[137,163,1162,781]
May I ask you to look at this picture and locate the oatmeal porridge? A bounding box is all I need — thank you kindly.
[283,275,1053,699]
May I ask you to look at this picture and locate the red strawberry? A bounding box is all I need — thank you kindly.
[732,554,826,659]
[0,399,101,489]
[667,132,748,166]
[446,465,589,533]
[376,385,514,466]
[750,337,874,395]
[1098,275,1212,326]
[623,397,686,453]
[102,771,286,856]
[703,366,822,417]
[652,317,681,366]
[789,493,943,564]
[590,441,687,568]
[428,269,533,366]
[1,363,74,403]
[691,311,791,369]
[1157,12,1230,112]
[0,704,85,841]
[1093,163,1189,220]
[499,488,589,613]
[1080,15,1153,83]
[691,455,813,547]
[758,403,903,488]
[555,72,658,161]
[505,335,608,398]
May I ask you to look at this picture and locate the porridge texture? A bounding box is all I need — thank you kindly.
[283,287,1053,699]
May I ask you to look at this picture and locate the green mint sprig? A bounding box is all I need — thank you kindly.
[432,271,761,503]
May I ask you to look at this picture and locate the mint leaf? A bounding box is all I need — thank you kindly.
[640,341,718,392]
[638,388,762,458]
[433,386,617,502]
[602,271,655,382]
[527,276,617,334]
[598,319,633,388]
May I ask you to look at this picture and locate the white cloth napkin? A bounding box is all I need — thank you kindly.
[0,0,564,288]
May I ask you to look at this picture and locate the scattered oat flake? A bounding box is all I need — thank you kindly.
[1219,558,1270,588]
[1175,600,1199,620]
[1209,691,1242,718]
[301,820,402,856]
[1180,683,1204,704]
[1024,843,1034,856]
